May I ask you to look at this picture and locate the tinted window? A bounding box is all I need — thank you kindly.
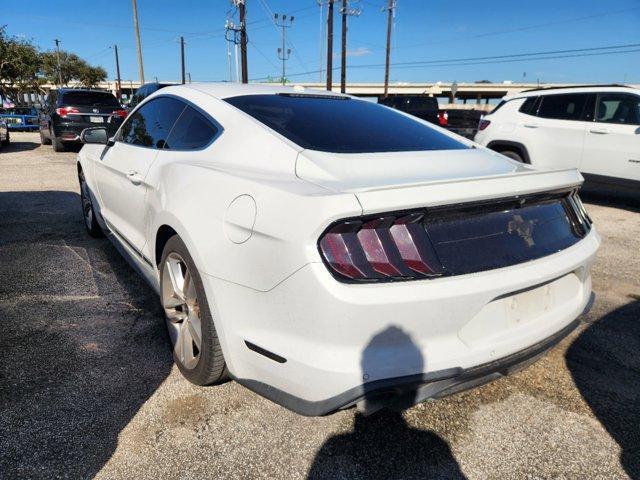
[225,94,467,153]
[379,95,438,113]
[61,91,120,107]
[537,94,589,121]
[595,93,640,125]
[119,97,185,148]
[519,97,538,115]
[165,106,219,150]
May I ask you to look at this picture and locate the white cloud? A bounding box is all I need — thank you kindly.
[334,47,372,58]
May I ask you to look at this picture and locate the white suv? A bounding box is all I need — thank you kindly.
[475,86,640,190]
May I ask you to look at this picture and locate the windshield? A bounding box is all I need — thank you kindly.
[224,94,467,154]
[60,91,120,107]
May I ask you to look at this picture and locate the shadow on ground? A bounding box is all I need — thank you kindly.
[308,327,465,479]
[567,300,640,479]
[0,190,172,479]
[2,136,40,152]
[580,184,640,214]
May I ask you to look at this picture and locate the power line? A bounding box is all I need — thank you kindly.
[249,43,640,81]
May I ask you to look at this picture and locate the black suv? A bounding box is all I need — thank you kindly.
[128,82,172,110]
[39,89,126,152]
[378,95,440,125]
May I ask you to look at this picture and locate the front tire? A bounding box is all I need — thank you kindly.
[79,170,103,237]
[40,128,51,145]
[160,235,227,385]
[1,131,9,146]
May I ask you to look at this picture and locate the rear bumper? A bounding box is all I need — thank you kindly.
[53,120,120,141]
[204,227,600,416]
[234,312,586,416]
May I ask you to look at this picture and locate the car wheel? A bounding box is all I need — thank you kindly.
[78,170,103,237]
[160,235,227,385]
[40,128,51,145]
[500,150,524,162]
[52,135,65,152]
[1,131,9,146]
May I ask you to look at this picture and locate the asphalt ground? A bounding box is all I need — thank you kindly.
[1,132,639,480]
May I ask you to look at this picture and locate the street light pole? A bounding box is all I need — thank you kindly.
[275,14,294,86]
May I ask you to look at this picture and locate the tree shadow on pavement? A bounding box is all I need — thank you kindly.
[0,190,173,479]
[2,136,40,152]
[307,326,465,480]
[566,300,640,479]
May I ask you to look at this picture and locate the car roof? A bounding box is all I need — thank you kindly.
[176,82,350,100]
[505,85,640,101]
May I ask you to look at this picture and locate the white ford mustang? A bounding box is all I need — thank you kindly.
[77,83,599,416]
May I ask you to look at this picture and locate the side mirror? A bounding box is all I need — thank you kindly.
[81,127,109,145]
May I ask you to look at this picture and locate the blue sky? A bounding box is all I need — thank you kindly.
[4,0,640,84]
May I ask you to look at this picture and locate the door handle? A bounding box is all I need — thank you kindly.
[127,170,143,185]
[523,123,539,128]
[589,128,609,134]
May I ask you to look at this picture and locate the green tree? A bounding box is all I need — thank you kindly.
[40,50,106,87]
[0,26,42,102]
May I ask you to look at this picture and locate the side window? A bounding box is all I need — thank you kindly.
[165,106,219,150]
[119,97,185,148]
[537,93,589,121]
[519,97,538,115]
[595,93,640,125]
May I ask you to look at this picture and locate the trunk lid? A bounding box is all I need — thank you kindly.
[296,148,584,214]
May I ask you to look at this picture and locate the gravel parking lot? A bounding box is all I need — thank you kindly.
[1,131,639,480]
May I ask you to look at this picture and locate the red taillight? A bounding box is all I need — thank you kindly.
[319,213,444,282]
[112,109,128,119]
[438,111,448,126]
[56,107,79,118]
[478,119,491,131]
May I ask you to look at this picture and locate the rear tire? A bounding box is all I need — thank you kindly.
[78,170,103,238]
[40,128,51,145]
[160,235,227,386]
[52,135,65,152]
[499,150,524,162]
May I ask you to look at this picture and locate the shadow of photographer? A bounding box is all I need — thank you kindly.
[308,326,465,479]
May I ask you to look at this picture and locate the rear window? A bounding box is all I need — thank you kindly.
[60,91,120,107]
[519,97,538,115]
[379,96,438,112]
[224,94,467,154]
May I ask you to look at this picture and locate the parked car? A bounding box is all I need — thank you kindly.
[437,108,485,139]
[475,85,640,190]
[39,89,127,152]
[0,118,9,148]
[0,106,39,131]
[378,94,439,125]
[77,83,599,416]
[128,82,173,110]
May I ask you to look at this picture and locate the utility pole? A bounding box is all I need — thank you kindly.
[180,36,186,84]
[113,45,122,100]
[339,0,361,93]
[340,1,347,93]
[132,0,145,84]
[188,72,192,83]
[326,0,334,91]
[54,39,63,86]
[383,0,395,98]
[238,0,248,84]
[274,14,294,86]
[225,19,242,82]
